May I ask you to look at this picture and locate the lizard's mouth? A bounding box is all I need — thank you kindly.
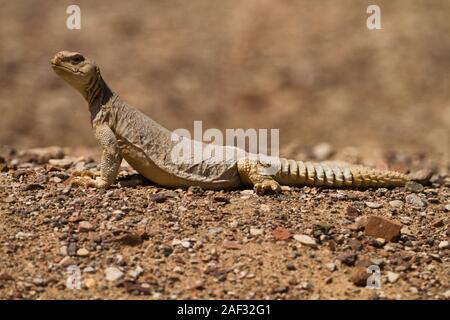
[50,62,83,75]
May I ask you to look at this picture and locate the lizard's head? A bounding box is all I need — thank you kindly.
[50,51,100,94]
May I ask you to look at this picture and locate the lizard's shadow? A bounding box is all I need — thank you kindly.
[116,173,153,188]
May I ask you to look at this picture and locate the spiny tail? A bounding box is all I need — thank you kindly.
[275,158,409,188]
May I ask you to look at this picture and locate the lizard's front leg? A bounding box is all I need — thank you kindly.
[237,158,281,195]
[71,125,122,189]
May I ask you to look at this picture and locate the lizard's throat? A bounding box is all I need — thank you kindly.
[85,73,105,105]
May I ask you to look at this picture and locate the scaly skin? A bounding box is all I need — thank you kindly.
[50,51,426,194]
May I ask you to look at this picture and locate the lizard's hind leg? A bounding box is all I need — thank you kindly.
[237,158,281,195]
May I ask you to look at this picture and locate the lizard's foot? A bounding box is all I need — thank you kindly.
[70,176,107,189]
[254,180,282,195]
[72,170,100,178]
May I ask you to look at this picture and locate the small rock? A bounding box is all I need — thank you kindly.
[337,251,357,266]
[365,202,383,209]
[293,234,317,248]
[48,158,73,168]
[350,266,369,287]
[76,248,90,257]
[15,232,34,240]
[444,204,450,212]
[128,266,144,279]
[405,181,424,193]
[409,287,419,294]
[60,246,68,256]
[438,241,449,249]
[149,193,168,203]
[84,278,97,289]
[324,263,336,272]
[180,240,191,248]
[187,186,204,195]
[371,238,386,248]
[250,228,263,236]
[223,241,243,250]
[67,243,78,256]
[346,205,361,218]
[4,196,15,203]
[443,290,450,299]
[22,183,45,191]
[431,219,444,228]
[312,142,334,161]
[364,216,402,242]
[400,227,414,237]
[387,271,400,283]
[272,227,291,241]
[405,194,427,208]
[78,221,94,232]
[389,200,404,209]
[104,267,124,282]
[83,266,95,273]
[213,196,230,204]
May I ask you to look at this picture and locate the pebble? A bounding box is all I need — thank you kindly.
[405,194,427,208]
[181,240,191,248]
[78,221,94,232]
[443,290,450,299]
[83,266,95,273]
[312,142,334,161]
[84,278,97,289]
[350,266,369,287]
[324,263,336,272]
[272,227,291,241]
[364,216,402,242]
[67,243,78,256]
[15,232,34,239]
[293,234,317,248]
[405,181,424,193]
[444,204,450,212]
[387,271,400,283]
[104,267,124,282]
[250,228,263,236]
[60,246,68,256]
[128,266,144,279]
[389,200,404,209]
[438,241,449,249]
[337,252,357,266]
[365,202,382,209]
[409,287,419,294]
[76,248,90,257]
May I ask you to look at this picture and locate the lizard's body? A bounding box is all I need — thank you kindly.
[51,51,426,193]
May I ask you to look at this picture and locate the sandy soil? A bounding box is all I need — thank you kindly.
[0,146,448,300]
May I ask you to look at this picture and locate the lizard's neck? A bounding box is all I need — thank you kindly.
[85,73,114,119]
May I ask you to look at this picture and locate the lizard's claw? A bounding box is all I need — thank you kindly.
[70,176,104,189]
[254,180,282,195]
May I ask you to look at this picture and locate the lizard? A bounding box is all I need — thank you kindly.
[50,51,430,194]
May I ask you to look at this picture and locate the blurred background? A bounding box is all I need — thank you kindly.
[0,0,449,159]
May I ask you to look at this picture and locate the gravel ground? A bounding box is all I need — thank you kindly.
[0,146,449,300]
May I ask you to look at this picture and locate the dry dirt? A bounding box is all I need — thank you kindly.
[0,146,448,300]
[0,0,449,300]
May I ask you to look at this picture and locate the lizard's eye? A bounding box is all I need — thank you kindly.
[71,55,84,64]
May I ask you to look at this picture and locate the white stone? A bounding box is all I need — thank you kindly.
[293,234,317,247]
[387,271,400,283]
[104,267,124,282]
